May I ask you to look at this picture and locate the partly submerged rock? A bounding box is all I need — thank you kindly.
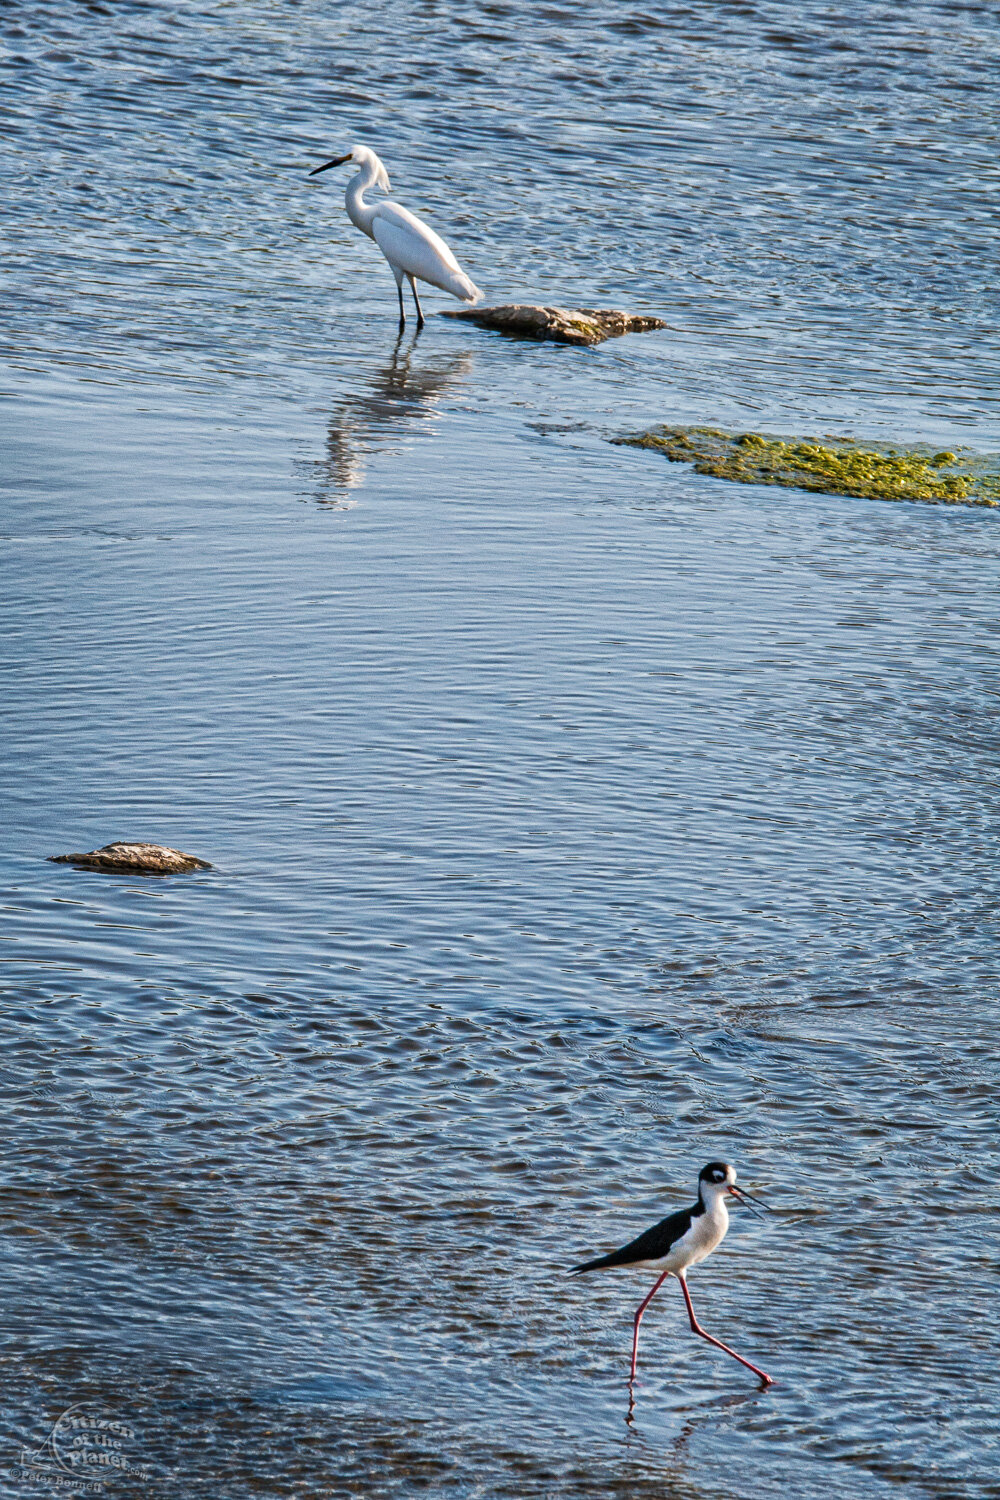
[48,842,212,875]
[440,304,666,346]
[614,426,1000,509]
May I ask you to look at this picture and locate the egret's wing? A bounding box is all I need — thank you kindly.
[374,202,462,274]
[372,202,481,303]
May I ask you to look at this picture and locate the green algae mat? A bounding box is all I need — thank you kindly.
[614,427,1000,509]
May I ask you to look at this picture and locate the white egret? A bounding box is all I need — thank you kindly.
[309,145,483,331]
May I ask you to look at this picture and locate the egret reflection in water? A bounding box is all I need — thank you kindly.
[311,337,474,503]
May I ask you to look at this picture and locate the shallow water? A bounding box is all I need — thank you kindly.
[2,2,1000,1496]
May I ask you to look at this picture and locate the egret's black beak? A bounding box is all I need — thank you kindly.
[309,154,351,176]
[729,1184,768,1218]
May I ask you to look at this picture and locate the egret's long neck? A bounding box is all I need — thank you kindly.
[345,166,379,239]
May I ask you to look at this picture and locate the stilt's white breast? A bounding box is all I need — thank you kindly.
[663,1198,730,1274]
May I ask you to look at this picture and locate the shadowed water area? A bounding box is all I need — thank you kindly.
[2,1,999,1496]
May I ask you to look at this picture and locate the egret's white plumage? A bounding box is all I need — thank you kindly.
[309,145,482,329]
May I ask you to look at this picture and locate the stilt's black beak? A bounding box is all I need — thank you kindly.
[309,154,351,176]
[729,1185,769,1218]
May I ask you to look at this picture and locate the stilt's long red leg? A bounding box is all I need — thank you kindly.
[630,1270,670,1381]
[677,1275,773,1385]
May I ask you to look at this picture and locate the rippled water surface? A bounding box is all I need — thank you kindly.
[2,2,1000,1496]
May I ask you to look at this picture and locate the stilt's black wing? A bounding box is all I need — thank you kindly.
[571,1205,695,1274]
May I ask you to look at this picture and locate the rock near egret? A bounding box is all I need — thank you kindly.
[440,304,666,346]
[48,842,212,874]
[614,426,1000,509]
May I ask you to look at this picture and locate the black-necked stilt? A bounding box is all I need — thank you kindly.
[572,1161,773,1386]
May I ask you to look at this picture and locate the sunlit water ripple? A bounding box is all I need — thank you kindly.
[1,2,999,1496]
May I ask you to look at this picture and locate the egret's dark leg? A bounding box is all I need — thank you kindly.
[396,281,406,332]
[629,1270,670,1382]
[408,275,425,330]
[677,1275,772,1385]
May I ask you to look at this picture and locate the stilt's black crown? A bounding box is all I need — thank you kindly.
[699,1161,730,1185]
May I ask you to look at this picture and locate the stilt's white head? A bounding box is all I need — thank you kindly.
[698,1161,767,1215]
[308,144,391,191]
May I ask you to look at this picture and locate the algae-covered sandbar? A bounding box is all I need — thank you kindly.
[614,427,1000,509]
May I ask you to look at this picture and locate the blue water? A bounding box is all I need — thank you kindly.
[2,2,999,1496]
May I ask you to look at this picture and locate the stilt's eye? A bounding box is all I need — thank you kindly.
[711,1170,725,1182]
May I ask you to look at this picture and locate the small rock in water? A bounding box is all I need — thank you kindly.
[440,304,666,346]
[48,842,212,874]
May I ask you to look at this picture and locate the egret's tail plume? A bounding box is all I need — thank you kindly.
[456,274,483,305]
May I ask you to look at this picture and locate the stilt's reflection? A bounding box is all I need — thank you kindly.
[625,1376,760,1447]
[312,333,474,504]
